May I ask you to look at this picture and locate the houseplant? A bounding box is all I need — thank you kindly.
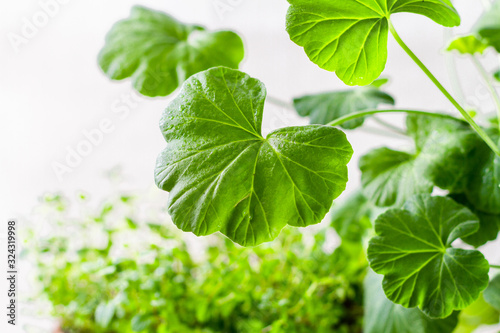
[93,1,500,331]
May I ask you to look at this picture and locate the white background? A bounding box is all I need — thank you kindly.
[0,0,499,332]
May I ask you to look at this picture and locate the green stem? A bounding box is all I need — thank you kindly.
[471,55,500,130]
[372,116,407,135]
[327,109,461,127]
[361,125,410,139]
[267,95,407,138]
[389,21,500,157]
[491,265,500,269]
[266,95,294,110]
[443,28,467,106]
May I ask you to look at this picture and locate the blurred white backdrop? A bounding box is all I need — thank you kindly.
[0,0,498,215]
[1,0,500,331]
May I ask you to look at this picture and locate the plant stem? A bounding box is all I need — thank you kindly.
[266,95,407,138]
[443,29,467,106]
[491,265,500,269]
[266,95,295,110]
[361,125,410,139]
[471,55,500,130]
[481,0,500,101]
[389,21,500,157]
[372,116,407,135]
[327,109,461,127]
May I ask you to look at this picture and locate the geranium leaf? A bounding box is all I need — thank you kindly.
[368,195,490,318]
[364,270,459,333]
[359,147,433,207]
[360,116,484,207]
[407,115,481,192]
[449,193,500,248]
[370,78,389,88]
[293,79,395,129]
[286,0,460,85]
[447,35,489,55]
[98,6,244,97]
[475,0,500,52]
[484,275,500,311]
[495,70,500,82]
[154,67,353,246]
[465,135,500,215]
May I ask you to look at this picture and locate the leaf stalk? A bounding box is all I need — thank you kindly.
[372,116,407,135]
[443,28,467,106]
[388,20,500,157]
[266,95,295,110]
[471,55,500,130]
[327,109,461,127]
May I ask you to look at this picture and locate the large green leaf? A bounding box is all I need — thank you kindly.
[154,67,353,246]
[368,195,490,318]
[407,115,481,193]
[98,6,244,97]
[495,70,500,82]
[360,116,482,208]
[359,147,433,207]
[293,79,394,129]
[449,193,500,248]
[286,0,460,85]
[465,135,500,215]
[446,35,489,55]
[364,270,459,333]
[475,0,500,52]
[484,275,500,311]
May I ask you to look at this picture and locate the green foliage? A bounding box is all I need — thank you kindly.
[449,193,500,248]
[98,6,244,97]
[484,275,500,311]
[31,194,365,333]
[360,116,486,207]
[285,0,460,85]
[364,271,459,333]
[453,294,500,333]
[494,70,500,82]
[464,134,500,215]
[406,115,481,193]
[293,79,395,129]
[359,147,432,207]
[447,36,489,55]
[368,195,490,318]
[154,67,353,246]
[93,3,500,331]
[475,0,500,52]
